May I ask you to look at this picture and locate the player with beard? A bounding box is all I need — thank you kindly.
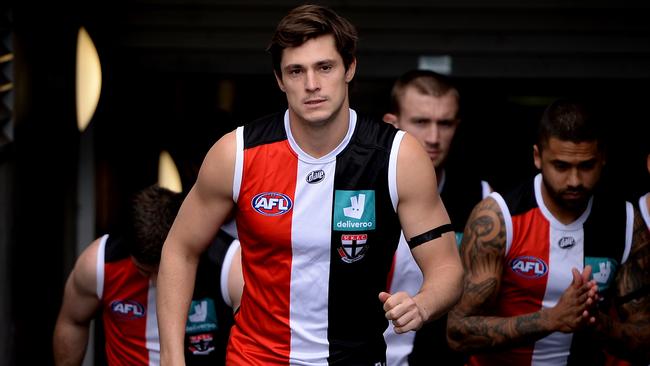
[446,99,650,366]
[156,5,462,365]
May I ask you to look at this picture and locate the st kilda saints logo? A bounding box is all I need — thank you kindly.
[338,234,368,263]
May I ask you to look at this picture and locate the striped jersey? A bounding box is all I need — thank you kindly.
[98,232,236,366]
[226,109,404,365]
[469,174,634,366]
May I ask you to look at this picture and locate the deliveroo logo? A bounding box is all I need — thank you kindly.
[333,190,375,231]
[585,257,618,292]
[185,299,217,334]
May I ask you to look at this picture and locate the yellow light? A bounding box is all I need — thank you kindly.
[158,151,182,193]
[75,27,102,132]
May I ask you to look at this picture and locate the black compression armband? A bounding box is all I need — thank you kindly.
[406,224,454,249]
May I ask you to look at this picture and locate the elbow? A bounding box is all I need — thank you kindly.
[450,266,464,306]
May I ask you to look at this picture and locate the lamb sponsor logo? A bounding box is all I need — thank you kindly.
[558,236,576,249]
[251,192,293,216]
[110,300,145,320]
[306,170,325,184]
[510,256,548,279]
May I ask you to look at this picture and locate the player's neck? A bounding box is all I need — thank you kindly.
[288,104,350,159]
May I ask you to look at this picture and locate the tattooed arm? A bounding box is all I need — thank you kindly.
[446,197,597,352]
[593,207,650,363]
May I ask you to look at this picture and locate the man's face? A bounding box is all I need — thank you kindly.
[275,34,356,127]
[389,87,459,168]
[534,137,605,212]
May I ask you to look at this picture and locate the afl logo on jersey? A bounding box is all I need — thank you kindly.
[306,170,325,184]
[110,300,145,320]
[558,236,576,249]
[252,192,293,216]
[510,256,548,279]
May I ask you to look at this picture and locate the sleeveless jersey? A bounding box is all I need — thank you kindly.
[384,170,488,366]
[468,174,634,366]
[98,232,236,366]
[640,193,650,230]
[226,109,404,365]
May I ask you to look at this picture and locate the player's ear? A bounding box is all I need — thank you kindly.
[383,113,398,127]
[274,70,286,92]
[344,57,356,83]
[533,144,542,170]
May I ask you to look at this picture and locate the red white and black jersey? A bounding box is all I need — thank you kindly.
[226,109,404,365]
[468,174,634,366]
[98,232,236,366]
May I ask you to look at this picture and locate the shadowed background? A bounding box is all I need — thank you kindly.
[1,1,649,364]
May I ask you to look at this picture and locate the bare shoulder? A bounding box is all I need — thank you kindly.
[629,205,650,263]
[461,197,507,275]
[194,130,237,199]
[397,133,432,169]
[395,132,448,238]
[199,130,237,179]
[396,133,438,198]
[70,237,102,297]
[616,206,650,297]
[448,197,507,329]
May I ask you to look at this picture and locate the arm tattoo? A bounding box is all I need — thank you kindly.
[448,198,553,352]
[601,208,650,363]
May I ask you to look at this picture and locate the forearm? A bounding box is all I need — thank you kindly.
[157,245,199,365]
[53,321,89,366]
[447,308,555,352]
[415,262,463,322]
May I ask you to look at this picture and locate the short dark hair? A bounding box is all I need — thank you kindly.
[127,185,183,267]
[267,4,358,76]
[389,69,459,115]
[537,99,604,152]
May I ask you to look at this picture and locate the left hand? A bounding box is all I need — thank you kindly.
[379,291,425,333]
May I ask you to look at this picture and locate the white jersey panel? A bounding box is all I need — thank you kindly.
[146,281,160,366]
[96,234,108,299]
[284,110,357,365]
[532,173,588,366]
[288,158,335,365]
[384,233,422,366]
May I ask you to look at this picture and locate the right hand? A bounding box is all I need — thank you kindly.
[547,265,599,333]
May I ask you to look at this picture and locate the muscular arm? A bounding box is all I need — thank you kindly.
[53,239,101,366]
[157,132,237,365]
[447,197,596,352]
[380,134,463,333]
[595,208,650,363]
